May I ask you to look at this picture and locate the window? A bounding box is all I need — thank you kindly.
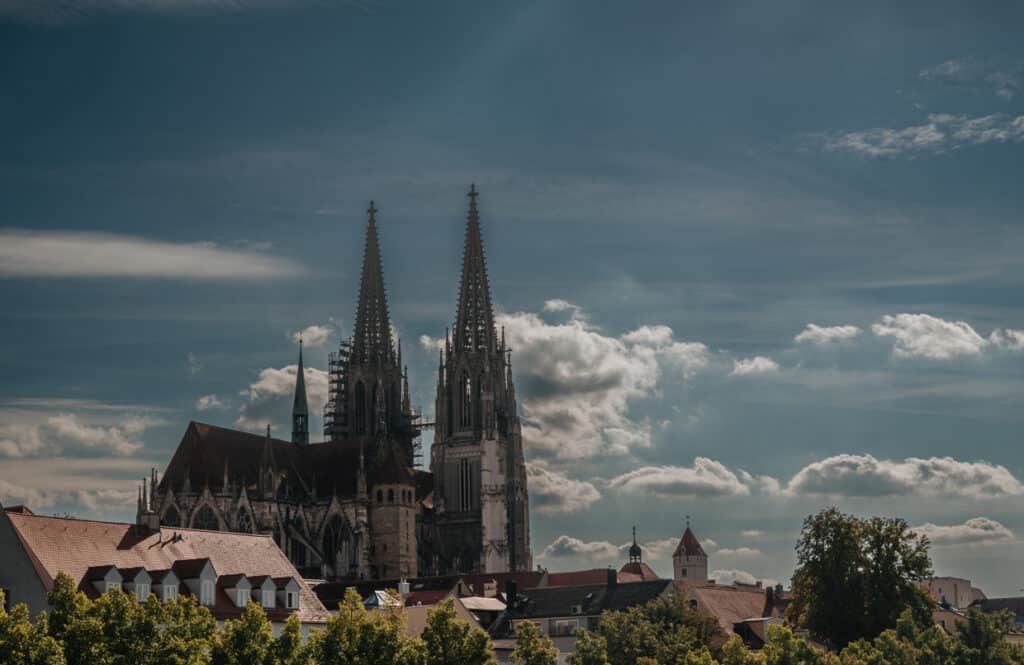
[135,584,150,602]
[262,589,275,609]
[201,580,214,606]
[236,588,250,607]
[236,509,254,533]
[162,506,180,527]
[461,373,472,427]
[286,591,297,609]
[388,489,394,503]
[553,619,578,636]
[322,515,350,575]
[192,505,218,530]
[162,585,178,602]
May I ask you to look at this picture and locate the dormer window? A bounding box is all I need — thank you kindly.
[236,587,250,606]
[286,591,297,609]
[274,577,301,611]
[163,585,178,601]
[262,589,274,608]
[135,582,150,602]
[201,580,215,606]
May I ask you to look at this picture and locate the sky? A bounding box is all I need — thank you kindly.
[2,0,1024,596]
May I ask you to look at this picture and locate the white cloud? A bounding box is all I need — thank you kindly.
[730,356,779,376]
[195,394,225,411]
[0,412,160,459]
[0,229,303,279]
[912,517,1015,547]
[919,57,1023,100]
[0,456,149,517]
[794,324,862,345]
[526,464,602,514]
[989,328,1024,351]
[710,569,777,588]
[499,304,709,460]
[741,529,765,538]
[539,535,621,562]
[419,334,445,351]
[290,324,334,348]
[785,454,1024,499]
[716,547,762,557]
[543,299,585,320]
[236,364,328,432]
[608,458,762,498]
[824,113,1024,158]
[872,313,989,359]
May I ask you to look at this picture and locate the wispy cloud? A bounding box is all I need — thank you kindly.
[0,229,304,279]
[919,56,1023,100]
[794,324,862,345]
[824,113,1024,158]
[912,517,1015,547]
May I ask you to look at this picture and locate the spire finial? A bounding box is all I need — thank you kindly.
[266,423,271,439]
[632,525,637,545]
[686,514,691,529]
[368,200,377,221]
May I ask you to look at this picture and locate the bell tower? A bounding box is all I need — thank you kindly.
[431,185,532,574]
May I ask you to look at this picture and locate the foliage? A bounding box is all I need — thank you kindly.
[568,628,611,665]
[274,613,309,665]
[511,620,559,665]
[787,508,934,648]
[0,589,66,665]
[597,594,724,665]
[304,588,421,665]
[210,600,275,665]
[421,599,495,665]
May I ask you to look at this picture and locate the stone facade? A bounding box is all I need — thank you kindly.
[151,187,531,581]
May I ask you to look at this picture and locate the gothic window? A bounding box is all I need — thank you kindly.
[458,457,472,512]
[322,515,350,575]
[388,489,394,503]
[236,508,254,533]
[291,539,307,568]
[162,506,180,527]
[192,505,218,530]
[461,372,472,428]
[354,381,367,434]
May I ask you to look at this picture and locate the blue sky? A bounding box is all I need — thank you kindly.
[2,0,1024,595]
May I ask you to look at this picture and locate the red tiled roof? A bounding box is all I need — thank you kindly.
[4,510,328,623]
[676,582,767,633]
[405,589,452,606]
[674,527,706,558]
[618,562,661,581]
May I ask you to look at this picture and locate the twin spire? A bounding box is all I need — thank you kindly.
[453,184,497,353]
[351,201,396,366]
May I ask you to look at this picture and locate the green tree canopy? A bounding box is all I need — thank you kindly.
[787,508,934,648]
[511,620,559,665]
[421,599,495,665]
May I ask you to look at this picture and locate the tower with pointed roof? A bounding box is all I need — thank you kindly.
[323,202,417,462]
[292,340,310,445]
[430,184,532,575]
[673,517,707,583]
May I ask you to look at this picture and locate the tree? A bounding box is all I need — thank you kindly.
[955,609,1022,665]
[305,588,421,665]
[0,590,66,665]
[567,629,611,665]
[787,508,933,648]
[762,625,839,665]
[719,635,763,665]
[211,601,275,665]
[511,620,559,665]
[273,613,309,665]
[597,594,724,665]
[421,599,495,665]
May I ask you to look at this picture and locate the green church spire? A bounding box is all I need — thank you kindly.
[292,338,309,445]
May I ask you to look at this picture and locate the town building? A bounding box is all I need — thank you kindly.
[920,576,986,610]
[150,186,531,581]
[0,502,328,633]
[673,518,708,583]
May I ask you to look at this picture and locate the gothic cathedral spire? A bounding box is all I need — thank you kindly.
[352,201,395,365]
[453,184,497,354]
[292,339,309,445]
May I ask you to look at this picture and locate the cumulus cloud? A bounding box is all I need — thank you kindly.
[716,547,762,557]
[0,412,160,458]
[0,456,150,516]
[872,313,989,359]
[290,324,334,348]
[912,517,1015,547]
[236,364,329,432]
[989,328,1024,351]
[824,113,1024,158]
[710,569,777,587]
[195,394,225,411]
[526,464,602,514]
[419,334,445,351]
[785,454,1024,499]
[0,229,303,279]
[608,458,763,498]
[795,324,862,345]
[730,356,779,376]
[741,530,765,538]
[498,304,711,460]
[539,535,622,562]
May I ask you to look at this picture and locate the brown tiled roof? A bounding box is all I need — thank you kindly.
[677,582,767,633]
[3,509,328,623]
[459,571,546,596]
[547,568,613,587]
[673,527,706,557]
[405,589,452,606]
[403,598,480,638]
[619,562,661,581]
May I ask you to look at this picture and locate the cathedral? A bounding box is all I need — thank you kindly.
[150,185,532,581]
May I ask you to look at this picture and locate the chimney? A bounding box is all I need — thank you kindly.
[606,568,617,589]
[505,580,518,610]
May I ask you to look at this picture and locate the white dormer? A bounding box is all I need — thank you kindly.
[121,568,152,602]
[86,566,122,595]
[151,569,180,602]
[274,577,301,610]
[220,575,251,608]
[251,576,276,609]
[175,558,217,607]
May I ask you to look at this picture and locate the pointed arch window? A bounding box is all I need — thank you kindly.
[237,508,254,533]
[322,515,351,576]
[192,505,219,531]
[461,372,472,428]
[162,505,180,527]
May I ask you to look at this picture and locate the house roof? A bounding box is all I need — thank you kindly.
[618,562,661,582]
[546,568,615,587]
[402,598,481,639]
[406,589,452,606]
[3,508,328,623]
[673,527,706,558]
[677,582,768,633]
[459,571,547,596]
[974,597,1024,617]
[507,579,673,621]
